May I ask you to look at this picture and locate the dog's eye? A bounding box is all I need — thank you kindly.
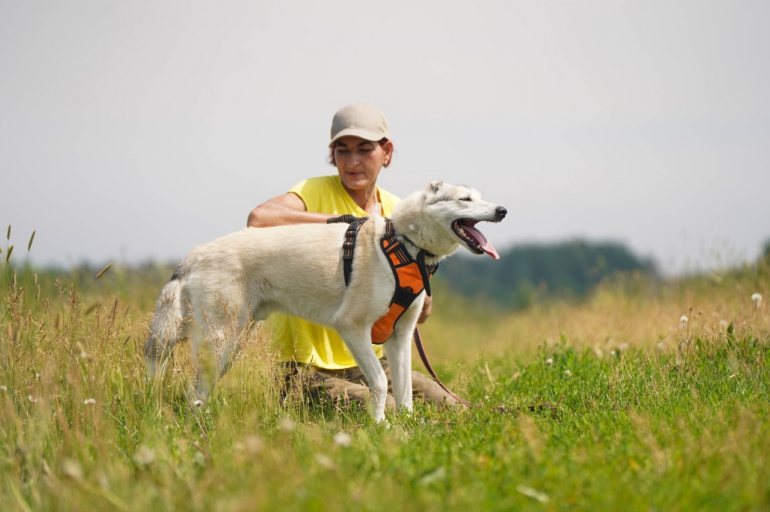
[459,197,472,202]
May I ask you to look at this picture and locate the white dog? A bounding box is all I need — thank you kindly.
[145,181,506,422]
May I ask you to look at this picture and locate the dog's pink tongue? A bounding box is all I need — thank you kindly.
[463,224,500,260]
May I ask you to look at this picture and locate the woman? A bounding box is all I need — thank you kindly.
[247,103,457,410]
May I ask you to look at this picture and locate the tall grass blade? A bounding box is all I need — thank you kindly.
[27,230,36,252]
[96,263,113,280]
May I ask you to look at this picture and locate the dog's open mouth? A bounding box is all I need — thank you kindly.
[452,219,500,259]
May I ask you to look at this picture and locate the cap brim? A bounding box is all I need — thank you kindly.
[329,128,386,147]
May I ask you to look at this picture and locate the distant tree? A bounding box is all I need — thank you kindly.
[439,239,655,309]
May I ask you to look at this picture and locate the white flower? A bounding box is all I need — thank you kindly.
[133,445,155,466]
[333,432,352,447]
[680,315,688,329]
[719,320,728,329]
[563,370,572,378]
[545,358,553,366]
[0,385,6,391]
[28,395,37,403]
[84,398,96,405]
[751,293,762,306]
[193,399,203,407]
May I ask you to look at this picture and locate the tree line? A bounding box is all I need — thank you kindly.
[437,239,656,309]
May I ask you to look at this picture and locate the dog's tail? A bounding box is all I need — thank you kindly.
[145,277,184,376]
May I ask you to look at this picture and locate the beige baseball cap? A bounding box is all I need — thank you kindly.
[329,103,390,146]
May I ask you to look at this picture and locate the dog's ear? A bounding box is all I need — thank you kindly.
[427,180,443,194]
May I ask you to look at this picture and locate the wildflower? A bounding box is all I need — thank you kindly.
[333,432,352,447]
[193,399,203,407]
[244,435,264,454]
[84,398,96,405]
[752,293,762,307]
[62,459,83,481]
[133,445,155,466]
[28,395,37,403]
[563,370,572,378]
[316,454,335,470]
[680,315,688,329]
[279,417,295,432]
[193,452,206,466]
[545,358,553,366]
[0,385,6,391]
[719,320,728,329]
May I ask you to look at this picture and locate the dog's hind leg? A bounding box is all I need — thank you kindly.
[336,326,390,423]
[190,299,250,403]
[145,278,185,376]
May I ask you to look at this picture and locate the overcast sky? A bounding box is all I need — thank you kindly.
[2,0,768,274]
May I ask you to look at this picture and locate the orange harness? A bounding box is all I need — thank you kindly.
[332,216,437,344]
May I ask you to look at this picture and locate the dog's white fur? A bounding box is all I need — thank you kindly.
[145,181,505,422]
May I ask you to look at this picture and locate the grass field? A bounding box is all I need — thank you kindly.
[1,237,769,511]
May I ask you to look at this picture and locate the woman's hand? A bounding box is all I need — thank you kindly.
[247,193,330,227]
[417,295,432,324]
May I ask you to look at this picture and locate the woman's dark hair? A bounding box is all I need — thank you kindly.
[328,138,391,167]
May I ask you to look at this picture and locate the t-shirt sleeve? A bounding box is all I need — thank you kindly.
[288,178,331,213]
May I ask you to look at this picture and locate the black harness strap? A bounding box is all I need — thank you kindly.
[328,215,369,286]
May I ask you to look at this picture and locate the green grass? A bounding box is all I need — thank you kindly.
[1,249,769,510]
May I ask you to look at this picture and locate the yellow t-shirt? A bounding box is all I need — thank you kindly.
[273,175,400,369]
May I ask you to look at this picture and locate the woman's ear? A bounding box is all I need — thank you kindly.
[382,140,394,167]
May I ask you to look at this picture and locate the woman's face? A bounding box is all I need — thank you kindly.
[333,136,393,191]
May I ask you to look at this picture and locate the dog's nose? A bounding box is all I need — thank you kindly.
[496,206,508,220]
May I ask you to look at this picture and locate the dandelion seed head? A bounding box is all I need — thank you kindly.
[751,293,762,306]
[563,370,572,377]
[84,398,96,405]
[193,399,203,407]
[545,358,553,366]
[719,320,728,329]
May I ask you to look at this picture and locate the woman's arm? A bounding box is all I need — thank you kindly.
[247,193,332,227]
[248,192,433,321]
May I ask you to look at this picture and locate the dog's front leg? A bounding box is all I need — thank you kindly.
[336,327,389,423]
[384,324,414,413]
